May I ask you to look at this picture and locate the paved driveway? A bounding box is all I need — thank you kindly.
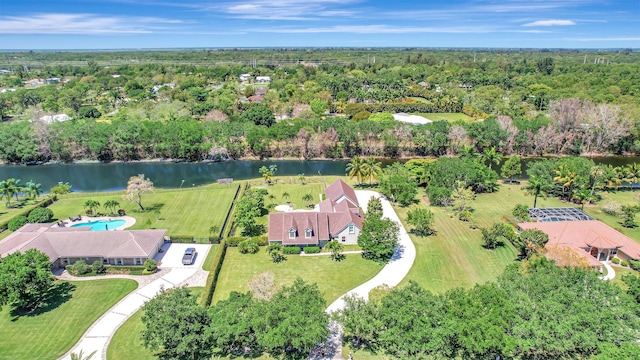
[60,243,212,360]
[154,243,210,268]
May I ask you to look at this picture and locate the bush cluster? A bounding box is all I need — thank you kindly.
[611,257,620,265]
[303,246,320,254]
[282,246,301,255]
[511,204,531,222]
[143,259,157,274]
[238,239,260,254]
[8,215,27,231]
[226,236,268,247]
[629,259,640,271]
[27,207,54,223]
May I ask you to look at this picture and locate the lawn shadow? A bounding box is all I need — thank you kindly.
[10,281,76,319]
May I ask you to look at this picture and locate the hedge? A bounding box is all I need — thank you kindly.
[0,197,55,232]
[283,246,301,255]
[303,246,320,254]
[612,257,620,265]
[169,235,195,243]
[629,259,640,271]
[226,236,268,247]
[202,239,227,307]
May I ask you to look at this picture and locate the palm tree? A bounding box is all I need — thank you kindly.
[5,178,21,202]
[522,176,552,208]
[103,199,120,215]
[84,199,101,215]
[553,165,577,200]
[625,163,640,186]
[572,186,592,210]
[458,144,477,160]
[25,180,42,201]
[481,147,502,170]
[302,193,314,208]
[364,157,382,185]
[346,156,366,185]
[0,180,13,207]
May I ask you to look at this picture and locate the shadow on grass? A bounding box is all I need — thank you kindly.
[10,281,76,320]
[131,203,164,213]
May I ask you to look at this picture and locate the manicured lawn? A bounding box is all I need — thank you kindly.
[0,197,48,225]
[416,112,475,123]
[201,244,220,270]
[0,278,137,360]
[213,247,383,304]
[584,190,640,241]
[247,180,325,210]
[48,184,237,238]
[399,183,567,293]
[107,287,204,360]
[610,266,638,290]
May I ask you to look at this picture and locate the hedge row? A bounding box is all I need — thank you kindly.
[226,236,269,247]
[283,246,301,255]
[169,235,219,244]
[201,239,228,307]
[0,196,55,233]
[303,246,320,254]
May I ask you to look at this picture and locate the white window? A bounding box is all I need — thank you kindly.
[348,224,355,234]
[289,229,296,239]
[305,228,313,238]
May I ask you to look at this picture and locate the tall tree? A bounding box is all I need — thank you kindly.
[0,249,54,311]
[522,176,552,208]
[358,216,400,263]
[481,147,501,170]
[346,156,366,185]
[406,207,435,236]
[364,157,382,185]
[379,162,418,206]
[83,199,100,215]
[124,175,154,211]
[24,180,42,201]
[500,156,522,183]
[141,287,212,360]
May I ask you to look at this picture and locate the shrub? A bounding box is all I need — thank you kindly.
[201,239,227,306]
[629,259,640,271]
[621,260,629,267]
[304,246,320,254]
[282,246,301,255]
[253,235,269,246]
[601,201,621,216]
[428,186,452,206]
[512,204,530,222]
[238,239,260,254]
[27,207,54,223]
[169,235,194,243]
[458,209,473,222]
[143,259,157,272]
[92,260,106,274]
[8,216,27,231]
[72,260,91,275]
[225,237,246,247]
[611,257,620,265]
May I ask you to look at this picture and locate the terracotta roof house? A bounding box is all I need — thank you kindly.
[0,223,167,268]
[268,179,363,247]
[518,220,640,267]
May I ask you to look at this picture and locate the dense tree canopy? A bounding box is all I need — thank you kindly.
[0,249,54,311]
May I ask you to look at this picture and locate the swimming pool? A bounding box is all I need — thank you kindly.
[71,219,126,231]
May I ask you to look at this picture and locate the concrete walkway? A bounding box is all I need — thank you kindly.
[59,244,212,360]
[326,190,416,313]
[600,261,616,281]
[318,190,416,359]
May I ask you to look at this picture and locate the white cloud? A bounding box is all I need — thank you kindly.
[220,0,361,21]
[523,19,576,27]
[257,24,497,34]
[0,13,184,34]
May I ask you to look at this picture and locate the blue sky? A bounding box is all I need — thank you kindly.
[0,0,638,49]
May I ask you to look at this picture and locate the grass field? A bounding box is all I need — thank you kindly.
[416,112,475,123]
[0,279,137,360]
[398,182,568,293]
[0,197,48,226]
[47,184,238,238]
[107,287,204,360]
[248,180,325,210]
[213,247,383,304]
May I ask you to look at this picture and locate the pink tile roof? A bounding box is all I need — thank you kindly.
[518,220,640,266]
[0,224,167,261]
[325,179,359,207]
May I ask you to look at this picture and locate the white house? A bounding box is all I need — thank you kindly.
[256,76,271,83]
[239,73,251,82]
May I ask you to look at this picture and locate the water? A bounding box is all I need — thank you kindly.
[70,219,127,231]
[0,157,638,193]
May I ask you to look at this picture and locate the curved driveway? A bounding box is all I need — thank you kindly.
[326,190,416,312]
[59,243,212,360]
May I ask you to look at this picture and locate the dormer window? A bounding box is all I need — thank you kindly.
[289,228,296,239]
[348,224,355,234]
[305,228,313,238]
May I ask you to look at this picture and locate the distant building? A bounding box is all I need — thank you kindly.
[239,73,251,82]
[1,88,16,93]
[255,76,271,83]
[45,78,61,84]
[39,113,71,124]
[152,83,176,94]
[393,113,432,125]
[254,88,267,96]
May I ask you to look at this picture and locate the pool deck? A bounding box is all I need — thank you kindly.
[54,216,137,230]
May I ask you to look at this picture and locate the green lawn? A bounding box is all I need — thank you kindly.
[201,244,220,270]
[0,197,48,225]
[0,278,137,360]
[107,287,204,360]
[416,112,475,123]
[399,183,568,293]
[47,184,237,238]
[247,180,325,210]
[213,247,383,304]
[583,190,640,242]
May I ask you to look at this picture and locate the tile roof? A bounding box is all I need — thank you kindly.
[0,224,167,261]
[518,220,640,266]
[325,179,359,207]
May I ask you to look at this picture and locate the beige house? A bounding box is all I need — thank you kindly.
[518,220,640,267]
[0,223,167,268]
[268,179,363,247]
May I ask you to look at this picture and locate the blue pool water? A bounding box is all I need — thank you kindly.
[71,219,126,231]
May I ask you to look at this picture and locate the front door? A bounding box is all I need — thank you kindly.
[590,247,598,257]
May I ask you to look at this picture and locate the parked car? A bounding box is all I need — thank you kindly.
[182,247,197,265]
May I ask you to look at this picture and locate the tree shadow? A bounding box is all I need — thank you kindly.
[145,203,164,212]
[10,281,76,319]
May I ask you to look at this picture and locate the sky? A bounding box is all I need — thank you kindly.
[0,0,638,49]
